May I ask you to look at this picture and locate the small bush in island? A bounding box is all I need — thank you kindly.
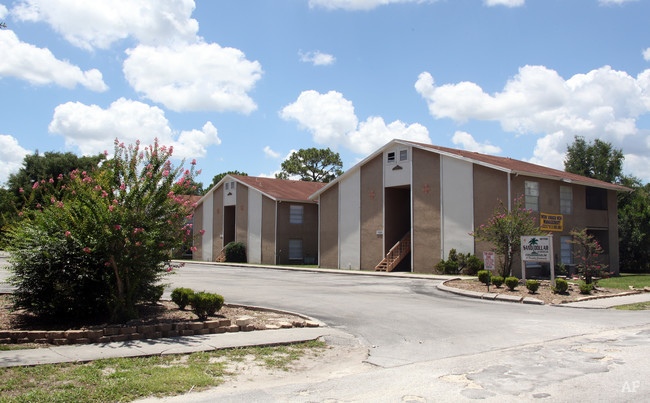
[553,278,569,294]
[190,292,225,320]
[491,276,504,288]
[225,242,247,263]
[435,249,484,275]
[171,287,195,310]
[525,279,540,293]
[505,277,519,291]
[6,139,202,322]
[477,270,491,285]
[580,283,594,295]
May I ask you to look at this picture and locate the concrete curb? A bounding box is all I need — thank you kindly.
[174,259,470,281]
[437,281,544,305]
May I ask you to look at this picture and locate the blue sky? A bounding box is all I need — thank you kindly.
[1,0,650,187]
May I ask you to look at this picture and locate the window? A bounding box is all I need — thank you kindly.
[289,205,304,224]
[387,152,396,163]
[560,186,572,214]
[399,149,408,162]
[560,235,572,265]
[224,182,228,190]
[525,181,539,212]
[586,187,607,210]
[288,239,303,260]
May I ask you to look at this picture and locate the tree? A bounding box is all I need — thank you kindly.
[1,151,105,244]
[207,171,247,192]
[7,140,200,322]
[276,148,343,182]
[617,176,650,273]
[472,195,544,278]
[564,136,623,183]
[569,228,609,284]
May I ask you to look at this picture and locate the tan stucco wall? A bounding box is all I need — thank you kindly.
[360,156,384,270]
[319,183,339,268]
[261,195,276,265]
[193,203,203,261]
[235,184,248,250]
[412,148,441,273]
[211,186,224,259]
[276,202,319,265]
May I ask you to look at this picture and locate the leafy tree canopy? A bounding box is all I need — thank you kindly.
[564,136,624,183]
[207,171,248,191]
[275,148,343,183]
[617,176,650,273]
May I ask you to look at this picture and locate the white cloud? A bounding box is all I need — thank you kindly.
[299,50,336,66]
[416,65,650,179]
[281,90,431,154]
[451,131,502,154]
[599,0,638,5]
[308,0,435,11]
[48,98,220,159]
[643,48,650,62]
[484,0,524,6]
[123,43,262,113]
[11,0,198,50]
[0,30,107,91]
[0,4,8,19]
[0,134,31,185]
[263,146,281,158]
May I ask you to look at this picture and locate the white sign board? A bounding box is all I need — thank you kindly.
[520,236,551,262]
[483,251,496,271]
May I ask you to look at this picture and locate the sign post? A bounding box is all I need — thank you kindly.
[520,235,555,286]
[483,251,496,292]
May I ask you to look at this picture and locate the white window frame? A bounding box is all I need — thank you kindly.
[289,205,304,224]
[560,186,572,215]
[399,149,408,162]
[525,181,539,212]
[288,239,303,260]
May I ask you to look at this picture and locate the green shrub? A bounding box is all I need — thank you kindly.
[464,255,484,276]
[555,263,568,277]
[435,258,460,275]
[491,276,504,288]
[225,242,247,263]
[580,283,593,295]
[505,277,519,291]
[477,270,491,285]
[190,292,225,320]
[171,287,195,310]
[142,284,165,304]
[553,278,569,294]
[526,279,539,293]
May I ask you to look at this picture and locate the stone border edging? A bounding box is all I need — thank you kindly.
[437,280,544,305]
[0,304,319,346]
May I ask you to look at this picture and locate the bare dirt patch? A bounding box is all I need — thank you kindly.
[445,278,639,305]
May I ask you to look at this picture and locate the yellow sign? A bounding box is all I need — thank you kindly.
[540,213,563,231]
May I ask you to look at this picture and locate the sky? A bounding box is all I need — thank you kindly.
[1,0,650,188]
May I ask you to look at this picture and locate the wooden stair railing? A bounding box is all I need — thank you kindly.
[375,231,411,272]
[215,245,227,262]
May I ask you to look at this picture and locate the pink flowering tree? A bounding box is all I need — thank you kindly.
[7,139,201,322]
[471,195,543,278]
[568,228,609,285]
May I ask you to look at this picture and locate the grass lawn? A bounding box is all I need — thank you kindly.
[0,340,326,402]
[597,273,650,290]
[614,301,650,311]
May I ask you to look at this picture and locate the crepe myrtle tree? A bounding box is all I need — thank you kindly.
[471,195,544,278]
[7,139,205,322]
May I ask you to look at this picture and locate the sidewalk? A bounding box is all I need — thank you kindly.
[559,292,650,309]
[0,327,336,368]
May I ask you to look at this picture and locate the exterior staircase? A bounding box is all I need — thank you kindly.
[375,231,411,272]
[215,245,227,262]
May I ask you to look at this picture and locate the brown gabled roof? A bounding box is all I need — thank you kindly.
[403,141,631,192]
[231,175,326,202]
